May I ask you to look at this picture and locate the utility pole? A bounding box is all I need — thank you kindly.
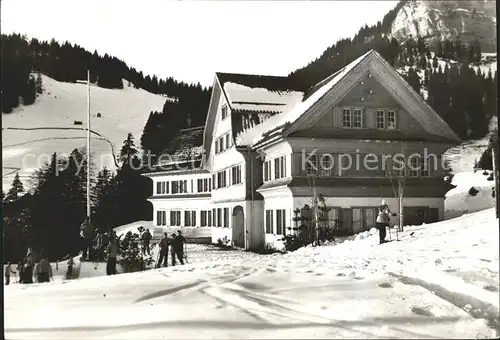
[492,132,499,219]
[86,70,91,220]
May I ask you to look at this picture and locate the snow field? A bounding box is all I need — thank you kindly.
[4,208,499,339]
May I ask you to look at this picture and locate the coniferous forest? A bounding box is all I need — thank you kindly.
[2,0,497,261]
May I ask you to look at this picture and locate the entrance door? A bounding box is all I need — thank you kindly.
[232,206,245,248]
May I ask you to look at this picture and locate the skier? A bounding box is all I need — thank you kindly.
[106,237,118,275]
[80,216,95,260]
[141,228,152,255]
[66,257,74,280]
[376,200,395,244]
[22,258,34,284]
[36,255,53,283]
[16,261,24,283]
[171,230,186,266]
[156,233,169,268]
[4,262,16,285]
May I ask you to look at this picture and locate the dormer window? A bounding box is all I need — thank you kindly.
[221,105,228,120]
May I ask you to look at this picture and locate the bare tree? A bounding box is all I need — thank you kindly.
[384,142,413,238]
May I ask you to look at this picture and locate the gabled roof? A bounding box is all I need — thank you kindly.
[156,126,205,168]
[236,50,373,147]
[216,72,305,116]
[236,49,461,148]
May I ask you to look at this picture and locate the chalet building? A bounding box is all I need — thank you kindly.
[143,49,460,250]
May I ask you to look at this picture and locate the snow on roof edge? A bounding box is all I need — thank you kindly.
[236,50,375,147]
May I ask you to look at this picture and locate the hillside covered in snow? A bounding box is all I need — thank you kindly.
[2,74,167,189]
[4,208,499,339]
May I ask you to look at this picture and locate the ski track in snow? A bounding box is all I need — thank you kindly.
[4,209,499,339]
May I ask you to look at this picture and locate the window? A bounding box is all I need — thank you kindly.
[320,156,333,177]
[208,210,212,226]
[342,108,351,128]
[156,182,161,194]
[201,211,207,227]
[217,208,222,227]
[232,165,242,185]
[274,156,286,180]
[197,179,202,192]
[204,178,208,192]
[185,211,196,227]
[217,170,227,188]
[170,211,181,226]
[215,139,219,154]
[225,133,230,149]
[376,110,385,129]
[305,154,318,175]
[156,211,166,226]
[264,160,272,182]
[421,157,429,177]
[212,174,216,189]
[212,208,216,227]
[265,210,274,234]
[172,181,179,194]
[224,208,229,228]
[276,209,286,235]
[353,109,363,128]
[180,180,187,193]
[409,156,420,177]
[328,208,340,228]
[387,110,396,130]
[221,105,228,120]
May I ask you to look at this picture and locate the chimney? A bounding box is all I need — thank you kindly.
[186,114,192,128]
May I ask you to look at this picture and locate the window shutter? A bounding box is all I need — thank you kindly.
[333,106,342,127]
[366,108,375,128]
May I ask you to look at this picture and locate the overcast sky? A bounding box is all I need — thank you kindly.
[2,0,398,87]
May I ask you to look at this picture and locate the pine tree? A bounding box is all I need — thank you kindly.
[35,72,43,94]
[119,133,140,167]
[5,173,25,202]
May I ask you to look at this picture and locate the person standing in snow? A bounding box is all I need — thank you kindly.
[22,258,34,284]
[36,255,53,283]
[106,237,119,275]
[156,233,169,268]
[80,216,95,260]
[171,230,186,266]
[376,200,396,244]
[141,228,152,255]
[66,257,74,279]
[5,262,16,285]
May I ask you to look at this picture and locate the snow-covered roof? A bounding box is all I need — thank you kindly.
[236,50,374,147]
[156,126,204,167]
[223,82,304,115]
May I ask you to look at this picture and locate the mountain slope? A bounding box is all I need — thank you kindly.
[2,74,169,189]
[390,0,497,52]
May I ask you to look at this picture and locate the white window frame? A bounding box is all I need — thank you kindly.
[305,154,318,175]
[221,105,228,120]
[264,160,272,182]
[342,108,351,128]
[353,108,364,128]
[409,156,420,177]
[265,210,274,234]
[421,156,430,177]
[170,210,181,226]
[274,156,286,180]
[376,110,385,129]
[387,110,397,130]
[276,209,286,235]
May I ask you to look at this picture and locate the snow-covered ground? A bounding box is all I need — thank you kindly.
[4,208,499,339]
[2,74,168,189]
[444,116,497,219]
